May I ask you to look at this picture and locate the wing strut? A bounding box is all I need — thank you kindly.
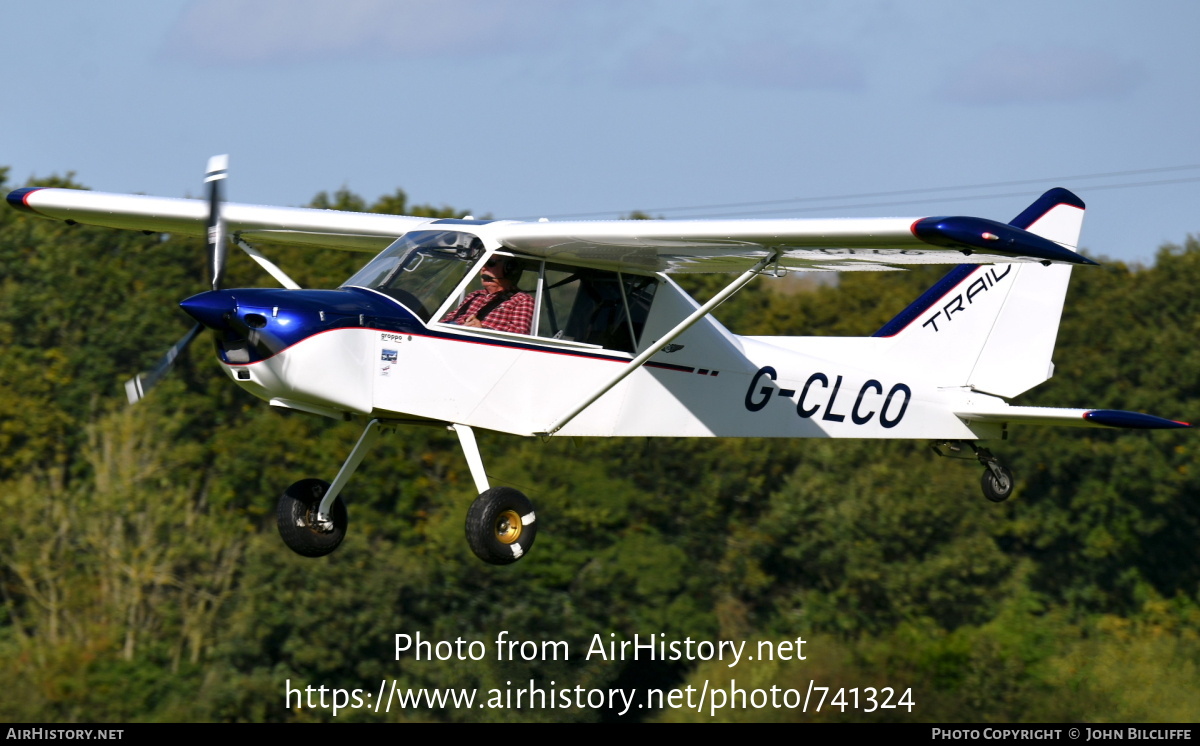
[537,251,779,437]
[235,236,301,289]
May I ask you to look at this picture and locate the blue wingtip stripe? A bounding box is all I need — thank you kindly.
[912,215,1089,265]
[6,187,45,215]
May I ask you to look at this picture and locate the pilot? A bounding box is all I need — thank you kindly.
[441,255,534,334]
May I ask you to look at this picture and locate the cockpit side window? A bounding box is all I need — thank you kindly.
[536,263,658,353]
[353,236,660,352]
[439,254,536,335]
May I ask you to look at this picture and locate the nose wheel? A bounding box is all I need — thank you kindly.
[277,478,348,557]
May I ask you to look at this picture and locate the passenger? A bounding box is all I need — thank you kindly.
[441,256,534,334]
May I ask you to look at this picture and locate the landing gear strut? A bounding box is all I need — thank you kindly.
[276,419,385,559]
[454,424,537,565]
[931,441,1015,503]
[275,418,537,564]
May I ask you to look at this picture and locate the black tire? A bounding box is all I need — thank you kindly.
[981,465,1014,503]
[277,478,348,557]
[465,487,537,565]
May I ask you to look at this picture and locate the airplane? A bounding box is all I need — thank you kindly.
[6,156,1190,565]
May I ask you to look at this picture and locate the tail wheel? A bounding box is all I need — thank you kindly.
[465,487,537,565]
[277,478,348,557]
[981,465,1015,503]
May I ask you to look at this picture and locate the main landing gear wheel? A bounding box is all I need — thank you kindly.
[277,478,348,557]
[465,487,537,565]
[980,464,1015,503]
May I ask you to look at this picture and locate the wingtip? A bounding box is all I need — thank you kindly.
[6,187,45,215]
[912,216,1094,266]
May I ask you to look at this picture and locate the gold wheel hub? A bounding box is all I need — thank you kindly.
[494,509,523,544]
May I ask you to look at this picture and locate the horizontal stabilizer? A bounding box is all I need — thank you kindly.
[955,404,1190,430]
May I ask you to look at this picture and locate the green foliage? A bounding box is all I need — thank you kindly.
[0,168,1197,721]
[309,185,471,220]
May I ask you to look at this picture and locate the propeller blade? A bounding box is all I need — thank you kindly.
[123,156,232,403]
[205,154,229,291]
[124,323,203,404]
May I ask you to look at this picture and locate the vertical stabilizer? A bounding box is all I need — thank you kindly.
[874,188,1086,398]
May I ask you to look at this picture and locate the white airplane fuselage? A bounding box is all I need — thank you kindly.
[198,276,997,442]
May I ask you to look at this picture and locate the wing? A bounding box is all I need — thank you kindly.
[490,189,1094,274]
[7,187,431,253]
[9,185,1095,272]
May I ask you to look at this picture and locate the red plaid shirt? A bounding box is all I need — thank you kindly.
[441,290,534,334]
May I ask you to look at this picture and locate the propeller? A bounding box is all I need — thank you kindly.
[124,155,229,404]
[124,323,203,403]
[205,154,228,291]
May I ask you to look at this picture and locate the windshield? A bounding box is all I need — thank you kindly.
[343,230,484,321]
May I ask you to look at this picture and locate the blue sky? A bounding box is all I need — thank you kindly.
[4,0,1198,264]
